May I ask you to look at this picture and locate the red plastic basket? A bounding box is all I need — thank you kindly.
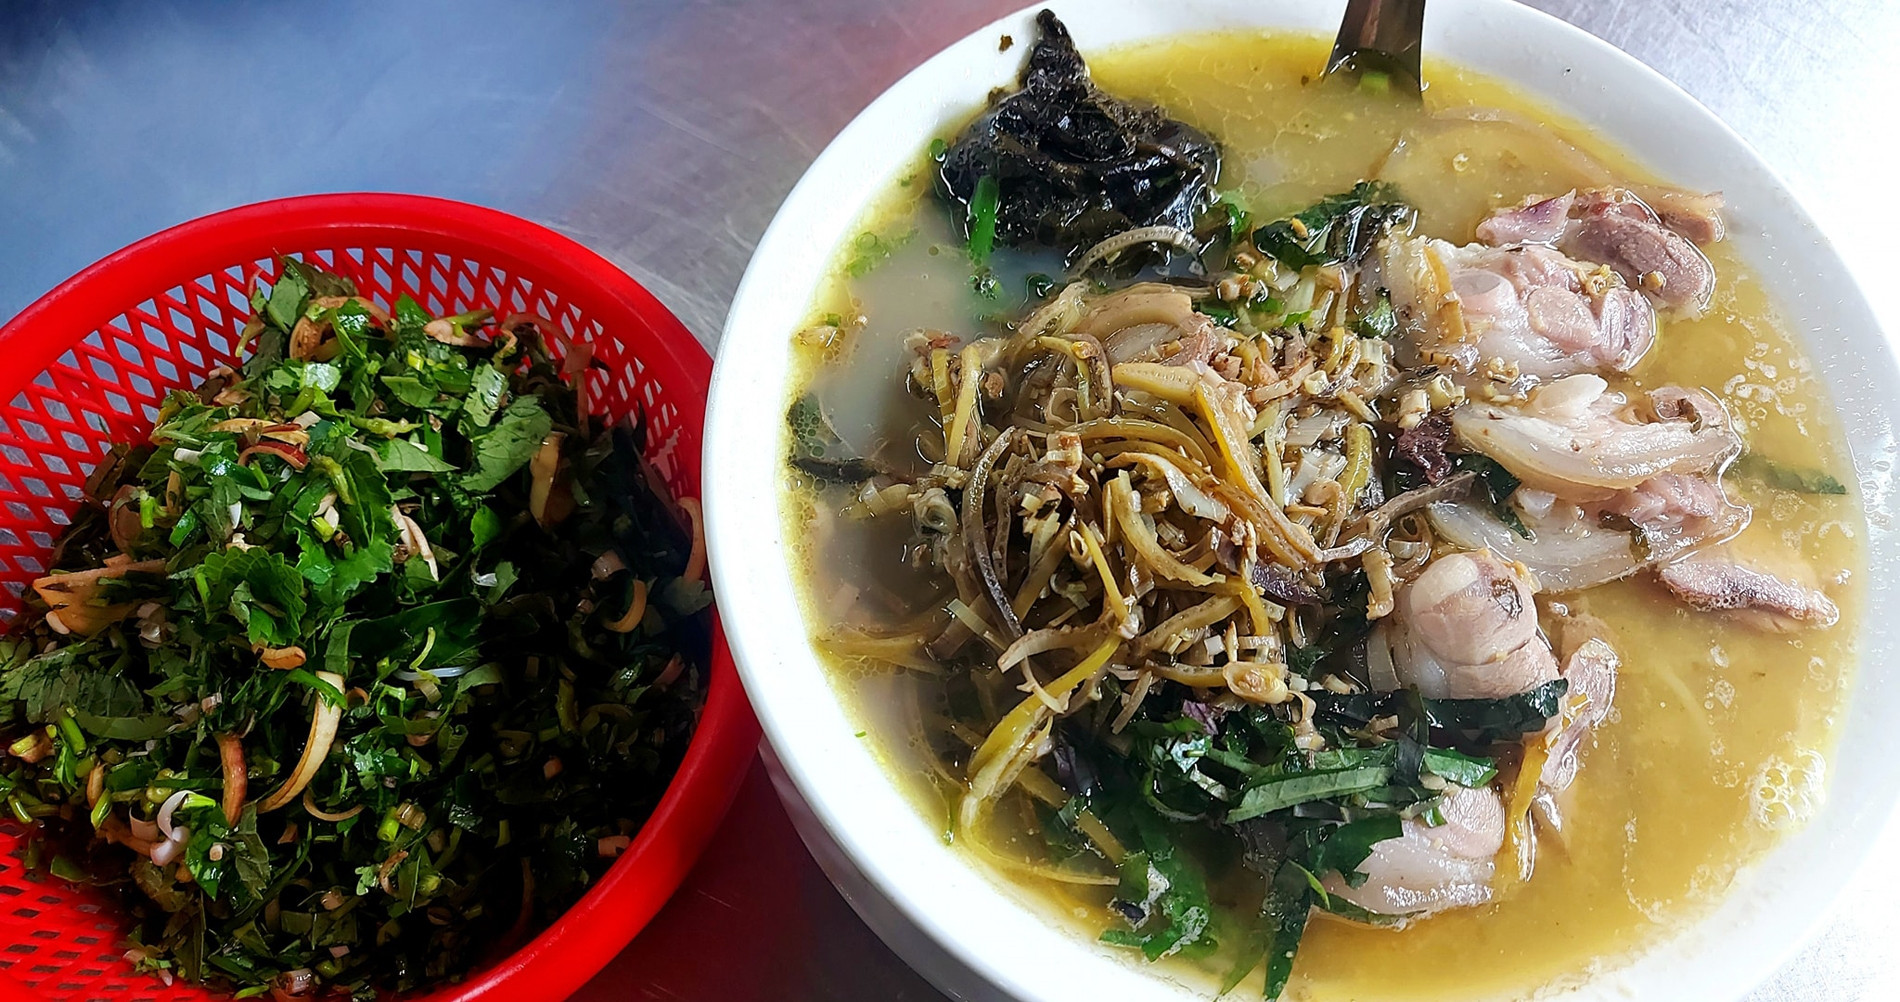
[0,194,758,1002]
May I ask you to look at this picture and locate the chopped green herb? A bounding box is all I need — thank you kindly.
[1261,861,1315,1000]
[1314,679,1570,744]
[1218,193,1251,240]
[1196,298,1241,328]
[1732,454,1848,495]
[0,261,709,998]
[1225,767,1390,823]
[1348,290,1398,340]
[1251,181,1412,270]
[1453,453,1532,539]
[1422,747,1501,788]
[966,175,1001,268]
[1100,811,1216,963]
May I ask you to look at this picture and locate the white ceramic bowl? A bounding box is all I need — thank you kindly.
[705,1,1900,999]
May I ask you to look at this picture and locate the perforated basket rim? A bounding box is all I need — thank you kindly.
[0,193,759,1002]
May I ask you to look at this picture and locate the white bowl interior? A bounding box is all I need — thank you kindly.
[705,1,1900,999]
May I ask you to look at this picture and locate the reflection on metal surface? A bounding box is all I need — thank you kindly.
[1327,0,1427,96]
[0,1,1895,1000]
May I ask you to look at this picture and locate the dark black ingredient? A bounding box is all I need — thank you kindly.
[936,10,1222,264]
[1285,571,1373,676]
[1394,410,1454,483]
[1312,678,1570,745]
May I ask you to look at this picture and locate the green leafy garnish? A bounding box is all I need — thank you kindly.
[1217,193,1251,240]
[1348,290,1398,340]
[1453,452,1532,539]
[460,396,552,492]
[1732,453,1848,495]
[1314,679,1570,744]
[1251,181,1412,270]
[1196,298,1241,328]
[1225,767,1390,823]
[0,260,710,999]
[1261,861,1316,1000]
[967,174,1001,267]
[1099,807,1217,962]
[1422,747,1501,787]
[845,228,913,279]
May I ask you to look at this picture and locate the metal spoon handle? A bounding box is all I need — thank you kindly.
[1326,0,1427,96]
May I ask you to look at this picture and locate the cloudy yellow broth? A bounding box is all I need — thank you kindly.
[780,29,1862,1002]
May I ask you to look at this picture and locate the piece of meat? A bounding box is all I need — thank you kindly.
[1476,186,1726,248]
[1474,191,1576,246]
[1631,185,1726,245]
[1451,374,1741,497]
[1592,470,1749,564]
[1646,385,1722,424]
[1323,784,1505,916]
[1161,326,1224,368]
[1539,627,1619,793]
[1599,471,1720,524]
[1402,549,1539,668]
[1656,549,1840,631]
[1381,236,1656,379]
[1472,187,1721,313]
[1545,388,1751,559]
[1564,189,1716,314]
[1103,322,1178,364]
[1377,549,1561,700]
[1425,466,1748,595]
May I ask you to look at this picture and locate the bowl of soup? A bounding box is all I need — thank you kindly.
[705,1,1899,1000]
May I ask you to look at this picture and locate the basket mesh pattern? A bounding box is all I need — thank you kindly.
[0,244,692,1001]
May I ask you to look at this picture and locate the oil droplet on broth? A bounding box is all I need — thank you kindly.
[1749,750,1827,831]
[1709,678,1736,709]
[1808,656,1836,692]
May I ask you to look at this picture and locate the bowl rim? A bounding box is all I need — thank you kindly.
[0,192,760,1002]
[708,0,1900,1000]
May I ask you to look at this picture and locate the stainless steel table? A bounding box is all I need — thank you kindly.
[1,2,1895,999]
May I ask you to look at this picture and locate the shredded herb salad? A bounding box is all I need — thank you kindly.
[0,261,709,998]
